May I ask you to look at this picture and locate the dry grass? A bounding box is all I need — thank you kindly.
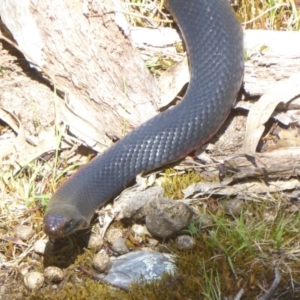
[236,0,300,30]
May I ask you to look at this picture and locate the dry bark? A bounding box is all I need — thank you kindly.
[0,0,159,150]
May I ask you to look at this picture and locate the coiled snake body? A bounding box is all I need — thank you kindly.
[43,0,244,238]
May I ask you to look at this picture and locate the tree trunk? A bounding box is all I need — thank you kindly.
[0,0,159,150]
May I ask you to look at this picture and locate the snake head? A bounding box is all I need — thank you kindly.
[43,205,89,238]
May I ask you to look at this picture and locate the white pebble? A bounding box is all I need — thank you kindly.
[15,225,35,241]
[44,266,64,283]
[88,234,104,251]
[34,240,48,255]
[24,271,44,290]
[93,250,112,272]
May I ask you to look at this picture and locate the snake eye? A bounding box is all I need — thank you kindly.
[64,219,75,232]
[63,218,88,236]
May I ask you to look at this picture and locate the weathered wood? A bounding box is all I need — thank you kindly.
[225,147,300,180]
[244,30,300,97]
[141,29,300,101]
[0,0,159,149]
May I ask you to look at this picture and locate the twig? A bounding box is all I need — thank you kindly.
[234,288,244,300]
[258,266,281,300]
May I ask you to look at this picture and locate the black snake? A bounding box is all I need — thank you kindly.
[43,0,244,238]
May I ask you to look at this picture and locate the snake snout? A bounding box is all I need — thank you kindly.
[43,212,71,238]
[43,204,89,238]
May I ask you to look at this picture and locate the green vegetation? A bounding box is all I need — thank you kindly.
[161,168,204,199]
[9,168,299,299]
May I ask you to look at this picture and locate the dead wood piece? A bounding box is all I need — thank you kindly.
[225,147,300,180]
[243,72,300,157]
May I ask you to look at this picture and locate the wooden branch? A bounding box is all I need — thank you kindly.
[225,147,300,180]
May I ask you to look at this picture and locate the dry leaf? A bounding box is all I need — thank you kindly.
[157,56,189,108]
[244,72,300,156]
[63,100,112,152]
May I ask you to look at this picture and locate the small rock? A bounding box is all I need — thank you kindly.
[145,198,193,239]
[119,186,164,219]
[111,237,129,255]
[93,250,112,272]
[175,235,195,250]
[131,224,150,243]
[97,251,176,290]
[105,228,123,244]
[131,224,150,236]
[34,240,48,255]
[88,234,104,251]
[15,225,35,241]
[24,271,44,290]
[44,266,64,283]
[224,199,245,216]
[34,240,54,256]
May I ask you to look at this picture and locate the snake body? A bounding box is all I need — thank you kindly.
[43,0,244,238]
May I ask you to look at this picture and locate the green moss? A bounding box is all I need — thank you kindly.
[161,168,205,199]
